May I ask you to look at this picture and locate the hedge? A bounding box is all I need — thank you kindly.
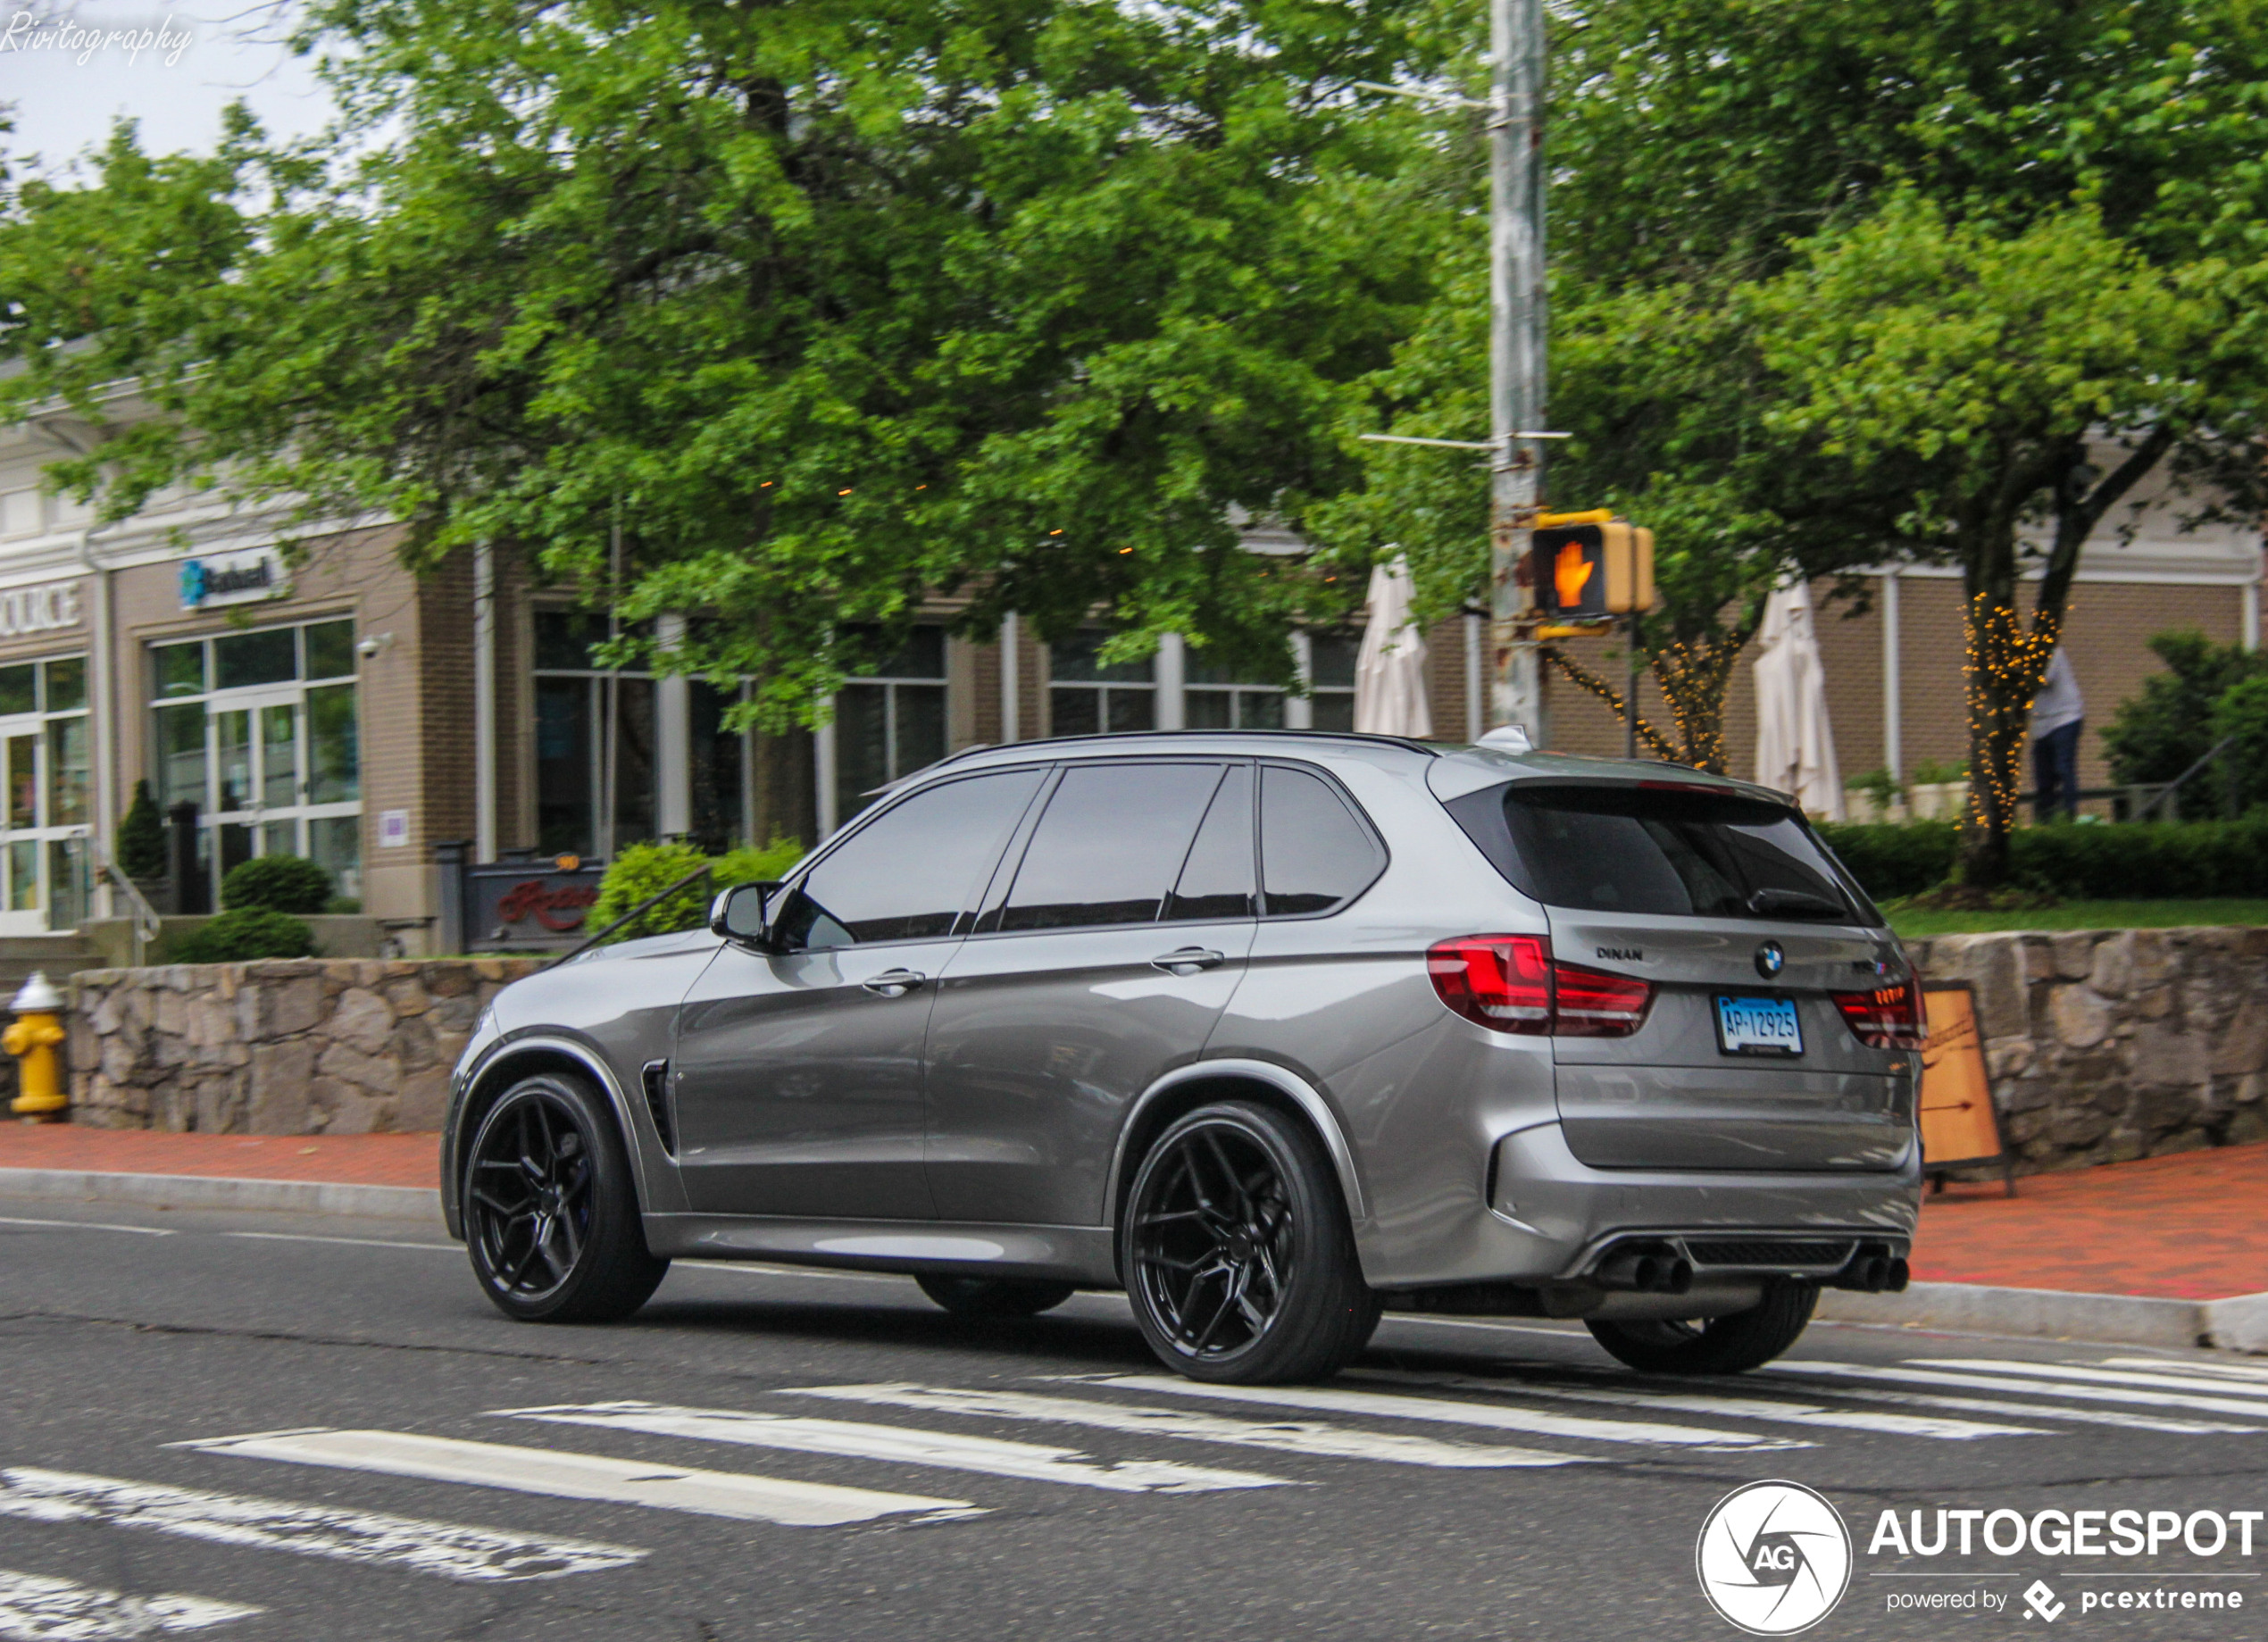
[1814,815,2268,902]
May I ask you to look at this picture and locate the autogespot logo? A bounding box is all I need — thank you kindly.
[1697,1481,1853,1636]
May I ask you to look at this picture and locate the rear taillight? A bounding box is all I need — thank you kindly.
[1832,979,1926,1049]
[1427,935,1652,1038]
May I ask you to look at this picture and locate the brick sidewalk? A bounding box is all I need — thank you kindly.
[0,1125,438,1189]
[5,1122,2264,1304]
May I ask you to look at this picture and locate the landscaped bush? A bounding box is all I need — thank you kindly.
[2103,630,2268,820]
[172,907,320,963]
[220,854,334,915]
[1813,821,1957,900]
[589,837,808,944]
[116,779,168,880]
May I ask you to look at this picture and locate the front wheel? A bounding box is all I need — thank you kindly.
[1586,1282,1819,1375]
[1121,1100,1379,1384]
[463,1071,668,1323]
[916,1274,1077,1317]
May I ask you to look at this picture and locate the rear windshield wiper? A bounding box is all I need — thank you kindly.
[1746,887,1847,921]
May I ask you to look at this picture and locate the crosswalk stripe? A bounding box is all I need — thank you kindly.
[0,1467,644,1584]
[1752,1375,2257,1436]
[1083,1376,1810,1452]
[0,1567,258,1638]
[2100,1356,2268,1386]
[1918,1358,2268,1401]
[1344,1369,2046,1440]
[1765,1362,2268,1421]
[782,1383,1590,1469]
[178,1429,981,1528]
[501,1402,1291,1494]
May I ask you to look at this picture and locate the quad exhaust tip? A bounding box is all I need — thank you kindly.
[1594,1247,1694,1295]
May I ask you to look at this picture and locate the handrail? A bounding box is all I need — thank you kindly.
[548,864,713,966]
[2134,735,2239,821]
[81,832,164,968]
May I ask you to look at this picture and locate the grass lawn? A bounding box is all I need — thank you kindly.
[1885,899,2268,938]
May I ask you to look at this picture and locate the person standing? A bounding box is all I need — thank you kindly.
[2030,648,2085,821]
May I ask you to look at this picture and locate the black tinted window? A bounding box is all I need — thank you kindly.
[1167,765,1255,921]
[1474,784,1864,921]
[1260,765,1384,916]
[1001,763,1222,931]
[784,769,1044,946]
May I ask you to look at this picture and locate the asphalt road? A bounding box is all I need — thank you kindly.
[2,1194,2263,1642]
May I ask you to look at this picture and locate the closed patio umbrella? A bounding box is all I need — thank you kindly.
[1753,581,1846,819]
[1354,555,1433,738]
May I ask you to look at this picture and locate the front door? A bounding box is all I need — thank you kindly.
[0,705,89,935]
[671,766,1046,1219]
[925,761,1255,1225]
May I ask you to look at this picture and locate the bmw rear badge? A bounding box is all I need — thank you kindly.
[1755,941,1785,979]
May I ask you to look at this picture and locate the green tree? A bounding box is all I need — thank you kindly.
[0,0,1450,714]
[2103,631,2268,818]
[115,779,167,881]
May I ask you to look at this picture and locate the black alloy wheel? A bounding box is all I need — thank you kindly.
[463,1071,667,1323]
[1586,1281,1821,1374]
[915,1274,1078,1317]
[1122,1100,1379,1384]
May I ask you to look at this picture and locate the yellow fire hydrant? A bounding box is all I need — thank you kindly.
[6,971,68,1120]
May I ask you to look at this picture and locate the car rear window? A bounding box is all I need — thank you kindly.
[1445,781,1878,923]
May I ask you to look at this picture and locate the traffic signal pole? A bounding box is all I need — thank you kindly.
[1488,0,1547,740]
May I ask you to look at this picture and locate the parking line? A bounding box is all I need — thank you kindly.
[0,1567,259,1637]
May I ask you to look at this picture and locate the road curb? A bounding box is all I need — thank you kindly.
[1819,1280,2268,1354]
[0,1166,443,1223]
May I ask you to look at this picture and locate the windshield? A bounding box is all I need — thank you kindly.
[1446,781,1877,923]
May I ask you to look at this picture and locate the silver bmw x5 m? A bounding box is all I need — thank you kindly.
[441,730,1922,1384]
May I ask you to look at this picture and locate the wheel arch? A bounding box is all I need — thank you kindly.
[445,1037,647,1239]
[1106,1059,1369,1280]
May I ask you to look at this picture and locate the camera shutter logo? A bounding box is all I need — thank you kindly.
[1695,1480,1851,1635]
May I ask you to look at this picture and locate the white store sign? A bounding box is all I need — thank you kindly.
[179,549,289,610]
[0,580,82,638]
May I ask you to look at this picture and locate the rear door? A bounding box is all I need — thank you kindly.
[1477,781,1914,1171]
[923,760,1255,1224]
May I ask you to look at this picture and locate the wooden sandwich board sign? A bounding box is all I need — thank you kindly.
[1919,980,2015,1196]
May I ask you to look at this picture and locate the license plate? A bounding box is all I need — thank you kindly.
[1715,995,1803,1056]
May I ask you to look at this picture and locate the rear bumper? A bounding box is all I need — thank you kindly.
[1356,1118,1920,1290]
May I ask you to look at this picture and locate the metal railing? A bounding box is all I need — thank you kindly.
[82,833,165,968]
[548,864,714,967]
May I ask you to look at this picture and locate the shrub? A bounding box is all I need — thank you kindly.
[1813,821,1957,901]
[116,779,168,880]
[2008,813,2268,899]
[2209,676,2268,816]
[172,907,319,963]
[221,854,334,915]
[2102,630,2268,819]
[589,838,810,944]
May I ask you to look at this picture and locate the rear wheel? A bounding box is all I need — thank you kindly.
[915,1274,1077,1317]
[1585,1282,1819,1375]
[1121,1100,1379,1384]
[463,1072,668,1323]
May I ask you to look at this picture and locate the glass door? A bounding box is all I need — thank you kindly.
[0,707,88,934]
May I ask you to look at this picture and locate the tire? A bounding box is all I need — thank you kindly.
[462,1071,669,1323]
[1585,1282,1820,1375]
[1121,1100,1380,1384]
[915,1274,1077,1317]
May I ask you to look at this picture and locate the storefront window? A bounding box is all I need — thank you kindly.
[1309,634,1359,731]
[146,620,361,904]
[1048,633,1155,736]
[835,627,947,824]
[690,680,746,852]
[531,610,657,857]
[0,655,93,927]
[1186,651,1286,729]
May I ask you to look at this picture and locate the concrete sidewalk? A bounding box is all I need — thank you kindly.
[4,1123,2264,1352]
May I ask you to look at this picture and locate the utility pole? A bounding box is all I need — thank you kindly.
[1488,0,1547,739]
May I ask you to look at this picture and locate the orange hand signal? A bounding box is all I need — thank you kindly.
[1554,539,1595,609]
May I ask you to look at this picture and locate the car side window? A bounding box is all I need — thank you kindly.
[998,763,1223,931]
[781,769,1046,947]
[1259,764,1385,916]
[1165,763,1254,921]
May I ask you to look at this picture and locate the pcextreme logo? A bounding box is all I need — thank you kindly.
[1696,1480,1854,1636]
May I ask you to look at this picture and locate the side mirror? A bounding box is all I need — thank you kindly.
[710,880,782,947]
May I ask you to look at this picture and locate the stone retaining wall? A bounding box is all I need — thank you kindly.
[1908,928,2268,1173]
[66,959,543,1134]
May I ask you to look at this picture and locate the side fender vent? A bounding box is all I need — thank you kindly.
[641,1059,676,1155]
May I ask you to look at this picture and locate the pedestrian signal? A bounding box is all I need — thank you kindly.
[1532,521,1655,618]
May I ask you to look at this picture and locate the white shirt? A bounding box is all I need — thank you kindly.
[2030,651,2084,738]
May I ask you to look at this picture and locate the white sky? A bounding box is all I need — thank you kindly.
[0,4,337,174]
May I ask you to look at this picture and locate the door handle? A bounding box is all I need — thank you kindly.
[860,969,927,996]
[1150,947,1225,976]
